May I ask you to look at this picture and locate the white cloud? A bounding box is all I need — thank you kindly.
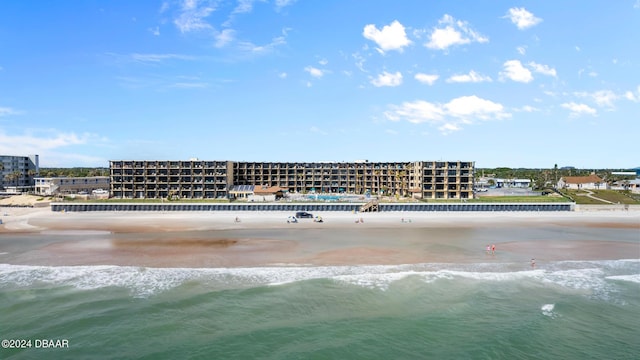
[352,53,367,72]
[173,0,216,33]
[446,70,492,83]
[519,105,539,112]
[516,46,526,55]
[575,90,618,108]
[438,123,461,134]
[0,129,109,167]
[363,20,411,53]
[310,126,327,135]
[149,26,160,36]
[130,53,195,63]
[0,107,20,117]
[561,102,597,117]
[528,62,556,77]
[635,0,640,9]
[215,29,235,48]
[318,58,328,66]
[385,100,444,123]
[624,86,640,102]
[275,0,296,9]
[591,90,618,108]
[505,7,542,30]
[415,73,439,85]
[305,66,324,78]
[500,60,533,83]
[371,71,403,87]
[238,34,286,54]
[444,96,509,120]
[278,72,287,79]
[169,82,208,88]
[233,0,255,14]
[425,14,488,51]
[384,95,510,134]
[0,129,106,162]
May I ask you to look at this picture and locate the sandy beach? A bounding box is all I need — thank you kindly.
[1,205,638,268]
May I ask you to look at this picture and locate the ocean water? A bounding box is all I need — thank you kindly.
[1,259,639,359]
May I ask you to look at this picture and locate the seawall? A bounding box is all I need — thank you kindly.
[50,202,574,212]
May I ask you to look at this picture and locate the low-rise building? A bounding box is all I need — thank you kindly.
[495,178,532,188]
[557,174,607,190]
[34,176,110,196]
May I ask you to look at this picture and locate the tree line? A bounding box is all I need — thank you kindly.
[477,166,635,190]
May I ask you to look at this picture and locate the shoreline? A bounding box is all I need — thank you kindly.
[1,207,638,269]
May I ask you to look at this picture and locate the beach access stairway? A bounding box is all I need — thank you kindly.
[359,199,379,212]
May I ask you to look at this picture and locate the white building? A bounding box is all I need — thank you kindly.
[495,178,532,188]
[557,174,607,190]
[34,176,110,196]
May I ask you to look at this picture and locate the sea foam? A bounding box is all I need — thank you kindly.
[541,303,556,317]
[605,274,640,284]
[1,259,637,297]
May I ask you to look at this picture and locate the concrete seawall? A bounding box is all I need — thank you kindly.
[50,202,574,212]
[576,204,639,211]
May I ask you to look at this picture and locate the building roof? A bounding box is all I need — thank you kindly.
[229,185,254,194]
[253,186,287,195]
[562,174,604,184]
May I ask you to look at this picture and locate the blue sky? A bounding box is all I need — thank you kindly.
[1,1,639,168]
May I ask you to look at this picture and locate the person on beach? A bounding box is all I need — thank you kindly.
[491,244,496,255]
[531,258,536,268]
[486,245,491,254]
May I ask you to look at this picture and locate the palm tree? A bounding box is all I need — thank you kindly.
[399,170,407,197]
[373,169,381,196]
[297,173,304,193]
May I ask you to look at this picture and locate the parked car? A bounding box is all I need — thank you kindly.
[295,211,313,218]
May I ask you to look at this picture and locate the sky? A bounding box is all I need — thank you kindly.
[1,1,639,169]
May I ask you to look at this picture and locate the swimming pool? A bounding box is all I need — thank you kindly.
[306,194,363,202]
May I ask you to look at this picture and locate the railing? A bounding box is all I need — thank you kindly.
[51,202,574,212]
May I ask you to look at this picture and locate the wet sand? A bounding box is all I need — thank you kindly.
[1,207,638,268]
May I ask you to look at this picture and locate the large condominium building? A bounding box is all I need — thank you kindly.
[110,160,231,200]
[0,154,39,192]
[110,160,474,200]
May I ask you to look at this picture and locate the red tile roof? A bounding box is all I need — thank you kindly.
[253,186,286,195]
[562,175,604,184]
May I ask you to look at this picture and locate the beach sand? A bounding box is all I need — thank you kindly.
[1,206,638,268]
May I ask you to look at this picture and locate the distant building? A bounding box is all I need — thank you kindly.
[109,160,475,200]
[628,179,640,193]
[495,178,531,188]
[610,179,640,193]
[475,177,531,189]
[557,174,607,190]
[34,176,110,196]
[0,154,39,193]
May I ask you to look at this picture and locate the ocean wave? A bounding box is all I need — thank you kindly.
[605,274,640,284]
[541,303,556,317]
[0,260,637,297]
